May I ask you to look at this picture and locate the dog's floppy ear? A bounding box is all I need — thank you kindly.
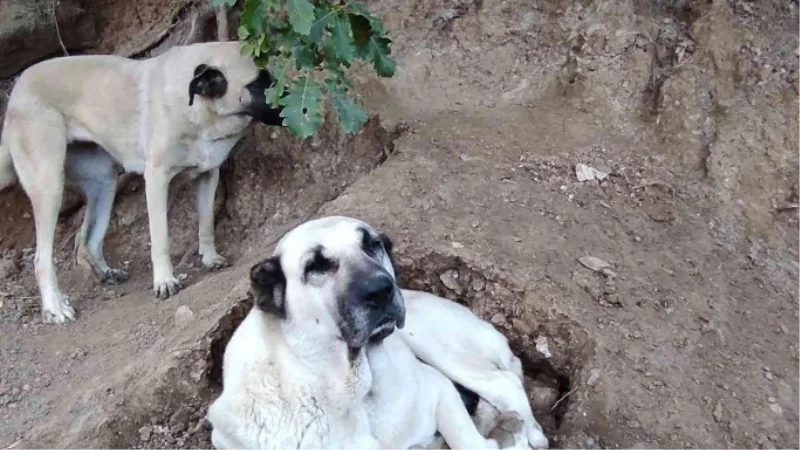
[250,256,287,318]
[189,64,228,106]
[378,232,400,280]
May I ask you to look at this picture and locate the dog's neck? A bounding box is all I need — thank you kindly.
[261,312,373,410]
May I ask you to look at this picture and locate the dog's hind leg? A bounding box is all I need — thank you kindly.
[9,115,75,324]
[194,168,229,270]
[65,144,130,284]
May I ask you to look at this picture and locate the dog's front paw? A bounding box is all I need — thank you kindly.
[526,423,549,450]
[153,276,182,299]
[488,412,532,449]
[41,293,76,324]
[201,252,230,271]
[101,268,130,285]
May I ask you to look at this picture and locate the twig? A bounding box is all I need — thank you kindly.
[551,385,581,412]
[775,204,799,212]
[632,180,675,196]
[183,6,214,45]
[216,5,230,42]
[52,0,69,56]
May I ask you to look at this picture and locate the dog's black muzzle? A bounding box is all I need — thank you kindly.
[341,267,405,348]
[243,69,284,126]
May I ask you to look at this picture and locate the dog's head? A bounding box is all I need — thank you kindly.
[250,216,404,352]
[186,42,283,126]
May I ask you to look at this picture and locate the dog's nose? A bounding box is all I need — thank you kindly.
[362,274,394,306]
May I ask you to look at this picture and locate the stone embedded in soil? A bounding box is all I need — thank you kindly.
[439,269,462,293]
[586,368,601,387]
[174,306,195,325]
[531,381,560,410]
[712,402,723,422]
[490,312,507,326]
[138,426,152,442]
[0,258,20,280]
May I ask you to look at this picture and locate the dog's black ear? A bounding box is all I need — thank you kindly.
[378,232,400,280]
[250,256,287,318]
[189,64,228,106]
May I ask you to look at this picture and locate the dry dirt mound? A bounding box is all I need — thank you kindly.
[0,0,797,449]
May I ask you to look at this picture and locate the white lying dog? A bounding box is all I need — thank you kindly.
[207,216,549,449]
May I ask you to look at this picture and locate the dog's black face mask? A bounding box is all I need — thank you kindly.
[336,229,405,352]
[189,64,228,106]
[243,69,284,126]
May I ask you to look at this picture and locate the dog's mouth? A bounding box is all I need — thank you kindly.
[369,317,397,343]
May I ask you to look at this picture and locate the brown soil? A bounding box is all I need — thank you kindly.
[0,0,797,449]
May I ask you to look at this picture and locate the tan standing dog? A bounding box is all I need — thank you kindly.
[0,41,283,323]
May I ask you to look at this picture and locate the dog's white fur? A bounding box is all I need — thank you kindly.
[0,42,274,323]
[207,216,548,449]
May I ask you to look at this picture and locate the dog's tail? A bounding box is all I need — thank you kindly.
[0,141,17,191]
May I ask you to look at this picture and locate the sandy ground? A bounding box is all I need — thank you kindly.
[0,0,797,448]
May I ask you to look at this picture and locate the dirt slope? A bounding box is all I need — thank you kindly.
[0,0,797,448]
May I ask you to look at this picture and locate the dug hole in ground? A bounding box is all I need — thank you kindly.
[0,0,798,448]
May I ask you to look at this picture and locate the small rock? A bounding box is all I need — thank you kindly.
[174,306,195,325]
[490,313,507,326]
[779,324,788,334]
[767,397,776,403]
[139,426,152,442]
[712,402,723,422]
[627,419,640,428]
[170,406,191,427]
[575,164,609,182]
[534,336,552,358]
[0,259,19,280]
[531,383,560,410]
[439,269,462,293]
[769,403,783,415]
[586,368,601,387]
[765,372,774,380]
[471,278,486,292]
[103,289,117,299]
[579,256,611,272]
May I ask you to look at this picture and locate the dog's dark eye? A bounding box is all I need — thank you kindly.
[360,229,383,257]
[305,251,336,276]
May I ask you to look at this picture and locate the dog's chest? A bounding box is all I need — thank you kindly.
[183,135,242,172]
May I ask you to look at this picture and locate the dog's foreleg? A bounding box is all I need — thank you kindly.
[426,367,499,450]
[144,167,181,298]
[194,168,229,270]
[9,122,75,323]
[66,146,129,284]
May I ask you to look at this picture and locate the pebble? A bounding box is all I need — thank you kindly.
[439,269,462,293]
[765,372,774,380]
[490,313,507,326]
[769,404,783,415]
[767,397,776,403]
[712,402,723,422]
[174,306,195,325]
[139,426,152,442]
[627,419,640,428]
[586,368,601,387]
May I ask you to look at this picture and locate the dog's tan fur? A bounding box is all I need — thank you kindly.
[0,41,279,323]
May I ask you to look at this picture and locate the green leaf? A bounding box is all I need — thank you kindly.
[279,77,324,138]
[309,4,335,44]
[347,2,385,36]
[210,0,237,7]
[286,0,315,35]
[331,13,356,63]
[354,35,396,77]
[292,42,319,69]
[325,80,367,134]
[237,25,250,40]
[265,56,294,107]
[241,42,256,57]
[240,0,266,35]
